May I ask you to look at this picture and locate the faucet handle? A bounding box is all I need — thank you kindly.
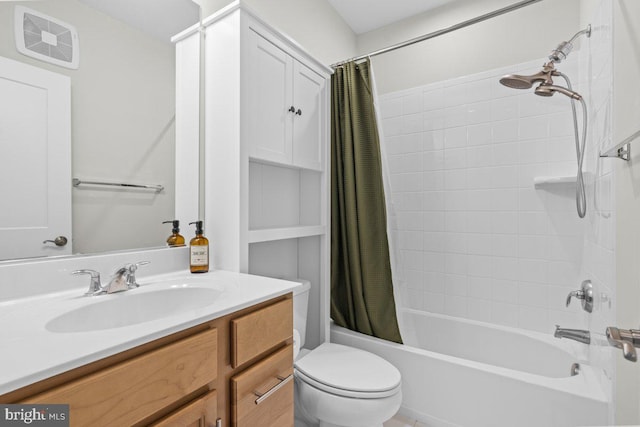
[71,269,103,296]
[565,280,593,313]
[124,261,150,289]
[565,290,583,306]
[606,327,639,362]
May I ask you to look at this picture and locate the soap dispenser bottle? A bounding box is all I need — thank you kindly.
[162,220,185,247]
[188,221,209,273]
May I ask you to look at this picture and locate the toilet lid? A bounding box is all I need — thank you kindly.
[294,343,401,397]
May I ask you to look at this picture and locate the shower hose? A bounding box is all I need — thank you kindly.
[559,72,587,218]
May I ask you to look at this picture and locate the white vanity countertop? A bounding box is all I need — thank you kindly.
[0,269,298,395]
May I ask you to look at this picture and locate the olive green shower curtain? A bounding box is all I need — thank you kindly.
[330,59,402,344]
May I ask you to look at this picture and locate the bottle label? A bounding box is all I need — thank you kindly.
[190,245,209,266]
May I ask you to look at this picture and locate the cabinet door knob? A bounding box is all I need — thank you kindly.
[288,106,295,113]
[295,109,302,116]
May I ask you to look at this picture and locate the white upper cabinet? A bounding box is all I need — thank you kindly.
[248,31,293,165]
[247,31,326,171]
[292,61,325,171]
[194,3,331,346]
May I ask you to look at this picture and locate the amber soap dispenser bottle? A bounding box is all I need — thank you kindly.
[188,221,209,273]
[162,220,185,247]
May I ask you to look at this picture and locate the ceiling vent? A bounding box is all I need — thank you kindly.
[14,6,79,69]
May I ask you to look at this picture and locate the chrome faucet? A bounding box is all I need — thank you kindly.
[554,325,591,344]
[72,269,103,296]
[104,267,130,293]
[606,327,640,362]
[72,261,149,296]
[123,261,150,289]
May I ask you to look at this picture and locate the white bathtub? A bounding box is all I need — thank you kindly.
[330,309,609,427]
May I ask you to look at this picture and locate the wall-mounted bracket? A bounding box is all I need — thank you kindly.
[600,143,630,161]
[600,129,640,161]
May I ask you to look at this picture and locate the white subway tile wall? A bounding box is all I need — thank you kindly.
[380,4,613,346]
[577,0,615,413]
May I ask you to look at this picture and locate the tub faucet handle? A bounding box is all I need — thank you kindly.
[606,327,640,362]
[565,280,593,313]
[565,290,582,306]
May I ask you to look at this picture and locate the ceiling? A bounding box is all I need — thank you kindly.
[78,0,200,42]
[77,0,454,41]
[328,0,455,34]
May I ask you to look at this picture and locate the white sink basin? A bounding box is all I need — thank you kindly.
[46,285,223,333]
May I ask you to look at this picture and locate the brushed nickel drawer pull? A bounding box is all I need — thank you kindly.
[254,374,293,405]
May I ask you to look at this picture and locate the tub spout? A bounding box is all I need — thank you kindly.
[554,325,590,344]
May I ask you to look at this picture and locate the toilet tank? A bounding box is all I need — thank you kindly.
[292,279,311,349]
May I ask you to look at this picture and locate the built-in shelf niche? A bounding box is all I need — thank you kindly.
[249,236,322,349]
[533,172,593,188]
[249,160,322,233]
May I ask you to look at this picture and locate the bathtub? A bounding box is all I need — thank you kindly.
[330,309,609,427]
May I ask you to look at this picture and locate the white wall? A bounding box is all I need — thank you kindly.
[379,57,593,334]
[359,0,581,94]
[614,0,640,423]
[576,1,616,417]
[376,0,617,421]
[0,0,177,254]
[195,0,357,65]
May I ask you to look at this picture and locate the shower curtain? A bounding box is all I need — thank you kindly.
[330,58,402,344]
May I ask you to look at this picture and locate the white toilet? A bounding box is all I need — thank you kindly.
[292,281,402,427]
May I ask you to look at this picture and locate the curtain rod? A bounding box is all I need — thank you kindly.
[331,0,544,68]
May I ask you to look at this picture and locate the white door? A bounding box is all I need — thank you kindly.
[247,30,293,165]
[0,56,71,260]
[292,61,324,171]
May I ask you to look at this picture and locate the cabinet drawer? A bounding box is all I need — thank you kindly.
[24,328,218,427]
[231,298,292,367]
[231,344,293,427]
[151,390,218,427]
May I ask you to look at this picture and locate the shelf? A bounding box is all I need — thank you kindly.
[533,172,593,188]
[249,156,323,173]
[533,175,577,187]
[248,225,325,243]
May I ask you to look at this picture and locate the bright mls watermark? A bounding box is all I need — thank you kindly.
[0,405,68,426]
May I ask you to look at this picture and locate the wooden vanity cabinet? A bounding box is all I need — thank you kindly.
[231,345,293,427]
[24,328,219,427]
[0,294,293,427]
[229,298,294,427]
[151,390,218,427]
[231,298,293,368]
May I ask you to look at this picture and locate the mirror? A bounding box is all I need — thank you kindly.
[0,0,200,261]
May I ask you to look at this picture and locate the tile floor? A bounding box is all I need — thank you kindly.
[384,414,428,427]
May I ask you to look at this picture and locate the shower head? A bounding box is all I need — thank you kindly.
[500,25,592,91]
[548,25,591,63]
[534,83,583,100]
[499,70,550,89]
[499,62,556,90]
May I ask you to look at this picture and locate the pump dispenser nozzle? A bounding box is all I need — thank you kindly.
[162,220,185,247]
[189,220,204,235]
[188,221,209,273]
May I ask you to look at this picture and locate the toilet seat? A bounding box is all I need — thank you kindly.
[294,343,401,399]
